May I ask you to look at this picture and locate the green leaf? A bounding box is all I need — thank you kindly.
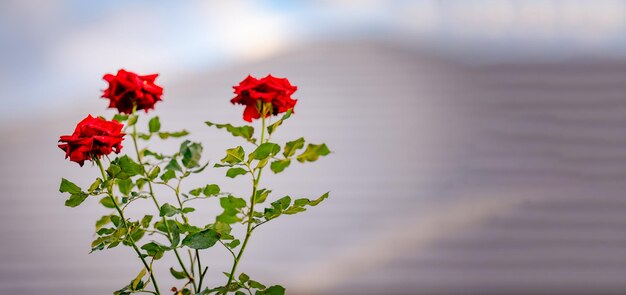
[148,166,160,180]
[65,193,88,207]
[60,178,82,195]
[267,109,293,135]
[254,189,271,204]
[272,196,292,211]
[180,140,203,168]
[160,170,176,182]
[203,184,220,196]
[140,215,153,228]
[118,155,144,176]
[238,272,249,283]
[249,143,280,161]
[309,192,329,206]
[100,196,117,209]
[160,203,180,217]
[296,143,330,163]
[158,130,190,139]
[228,239,241,249]
[143,149,164,160]
[205,121,255,143]
[221,146,245,164]
[226,167,248,178]
[170,267,187,280]
[165,159,183,172]
[126,115,138,126]
[270,159,291,174]
[132,268,146,290]
[248,280,266,290]
[141,242,166,259]
[189,187,203,197]
[181,228,219,249]
[112,113,128,122]
[117,178,133,195]
[95,215,112,230]
[88,178,102,193]
[265,285,285,295]
[148,116,161,133]
[182,207,195,214]
[221,195,247,209]
[283,137,305,158]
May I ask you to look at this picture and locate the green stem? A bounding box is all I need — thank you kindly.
[130,107,197,292]
[225,104,268,288]
[94,157,161,295]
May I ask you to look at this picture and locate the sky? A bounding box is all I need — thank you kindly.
[0,0,625,118]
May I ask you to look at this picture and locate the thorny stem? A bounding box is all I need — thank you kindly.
[94,157,161,295]
[225,103,268,288]
[130,106,197,292]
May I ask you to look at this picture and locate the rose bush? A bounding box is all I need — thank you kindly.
[102,69,163,114]
[231,75,298,122]
[58,70,330,295]
[58,115,125,166]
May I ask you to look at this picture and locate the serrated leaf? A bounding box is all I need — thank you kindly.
[95,215,112,230]
[88,178,102,193]
[160,170,176,182]
[221,146,245,164]
[205,121,255,143]
[140,215,153,228]
[221,196,247,209]
[249,143,280,161]
[118,155,144,176]
[249,280,266,290]
[265,285,285,295]
[60,178,82,195]
[296,143,330,163]
[283,137,305,158]
[148,116,161,133]
[158,130,190,139]
[165,159,183,172]
[254,189,271,204]
[189,187,203,197]
[180,140,203,168]
[270,159,291,173]
[267,109,292,135]
[159,203,180,217]
[117,178,133,195]
[141,242,166,259]
[226,167,248,178]
[203,184,220,196]
[65,193,88,207]
[100,196,117,209]
[181,228,219,249]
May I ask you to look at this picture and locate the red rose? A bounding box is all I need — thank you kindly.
[58,115,125,166]
[231,75,297,122]
[102,69,163,114]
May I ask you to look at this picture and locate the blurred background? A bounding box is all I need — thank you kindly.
[1,0,626,294]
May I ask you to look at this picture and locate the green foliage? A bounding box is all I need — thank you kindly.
[180,140,203,168]
[182,228,220,249]
[159,203,180,217]
[269,159,290,174]
[221,146,245,165]
[296,143,330,163]
[249,143,280,161]
[266,109,292,135]
[148,116,161,133]
[205,121,255,143]
[60,178,89,207]
[226,167,248,178]
[283,137,305,158]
